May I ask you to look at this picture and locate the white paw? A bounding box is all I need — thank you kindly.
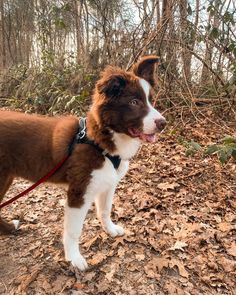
[106,223,125,237]
[12,219,20,230]
[66,253,88,271]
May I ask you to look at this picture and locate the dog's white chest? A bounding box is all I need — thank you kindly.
[88,158,129,195]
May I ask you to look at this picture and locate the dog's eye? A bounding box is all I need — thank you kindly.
[130,99,139,106]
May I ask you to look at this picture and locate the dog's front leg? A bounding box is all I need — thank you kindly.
[95,187,125,237]
[63,200,92,271]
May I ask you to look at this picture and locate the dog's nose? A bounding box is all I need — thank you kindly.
[155,118,167,131]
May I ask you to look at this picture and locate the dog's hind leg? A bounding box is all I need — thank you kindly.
[0,174,16,234]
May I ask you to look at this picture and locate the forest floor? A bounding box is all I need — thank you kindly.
[0,116,235,295]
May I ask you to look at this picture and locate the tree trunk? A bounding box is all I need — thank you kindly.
[74,0,83,63]
[0,0,6,68]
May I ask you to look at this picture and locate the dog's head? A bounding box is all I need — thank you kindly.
[92,56,166,143]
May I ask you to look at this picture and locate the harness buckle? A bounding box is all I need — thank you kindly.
[76,118,86,140]
[76,130,86,140]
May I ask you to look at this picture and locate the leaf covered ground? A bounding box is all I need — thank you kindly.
[0,118,236,295]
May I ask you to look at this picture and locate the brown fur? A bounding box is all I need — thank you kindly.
[132,55,159,87]
[86,58,158,147]
[0,111,105,232]
[0,55,159,234]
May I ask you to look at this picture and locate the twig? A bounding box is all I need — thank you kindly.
[125,19,170,71]
[166,38,230,97]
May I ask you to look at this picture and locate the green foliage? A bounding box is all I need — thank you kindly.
[205,136,236,164]
[228,42,236,58]
[223,11,235,25]
[179,135,236,164]
[0,53,97,115]
[178,137,202,156]
[210,27,220,40]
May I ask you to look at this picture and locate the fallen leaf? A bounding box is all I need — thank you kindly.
[145,256,189,278]
[154,257,169,273]
[217,256,236,272]
[174,223,203,239]
[157,182,180,191]
[144,259,161,279]
[225,242,236,257]
[82,235,100,250]
[164,281,185,295]
[73,282,85,290]
[218,222,234,232]
[135,254,145,261]
[88,253,107,266]
[17,266,41,293]
[169,241,188,251]
[105,266,117,281]
[170,259,189,278]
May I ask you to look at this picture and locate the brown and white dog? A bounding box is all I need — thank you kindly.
[0,56,166,270]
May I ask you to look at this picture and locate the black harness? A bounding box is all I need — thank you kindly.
[69,118,121,170]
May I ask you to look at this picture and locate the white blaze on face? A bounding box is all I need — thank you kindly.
[139,78,165,134]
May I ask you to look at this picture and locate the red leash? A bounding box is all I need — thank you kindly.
[0,155,69,209]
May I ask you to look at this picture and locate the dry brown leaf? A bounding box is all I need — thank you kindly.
[147,237,159,251]
[144,259,161,279]
[170,259,189,278]
[105,266,117,281]
[218,222,234,232]
[217,256,236,273]
[73,282,86,290]
[17,266,41,293]
[174,223,203,239]
[154,257,169,273]
[169,241,188,251]
[82,235,100,250]
[145,256,189,278]
[164,281,185,295]
[117,247,126,257]
[226,242,236,257]
[83,271,96,282]
[96,281,110,293]
[135,254,145,261]
[112,236,126,248]
[88,252,107,266]
[157,182,180,191]
[50,275,72,293]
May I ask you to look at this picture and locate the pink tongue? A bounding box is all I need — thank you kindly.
[140,133,156,143]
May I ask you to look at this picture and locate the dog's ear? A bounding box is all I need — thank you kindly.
[97,67,127,98]
[132,55,159,87]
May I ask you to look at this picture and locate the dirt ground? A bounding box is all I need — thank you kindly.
[0,119,235,295]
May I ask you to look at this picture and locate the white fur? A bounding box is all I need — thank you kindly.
[63,157,128,270]
[95,187,125,237]
[12,219,20,230]
[112,132,140,160]
[64,203,91,270]
[63,79,165,271]
[139,79,165,134]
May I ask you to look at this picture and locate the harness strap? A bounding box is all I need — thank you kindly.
[70,118,121,170]
[0,117,121,209]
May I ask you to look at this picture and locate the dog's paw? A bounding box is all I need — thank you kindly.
[106,223,125,237]
[0,217,19,234]
[12,219,20,230]
[67,254,88,271]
